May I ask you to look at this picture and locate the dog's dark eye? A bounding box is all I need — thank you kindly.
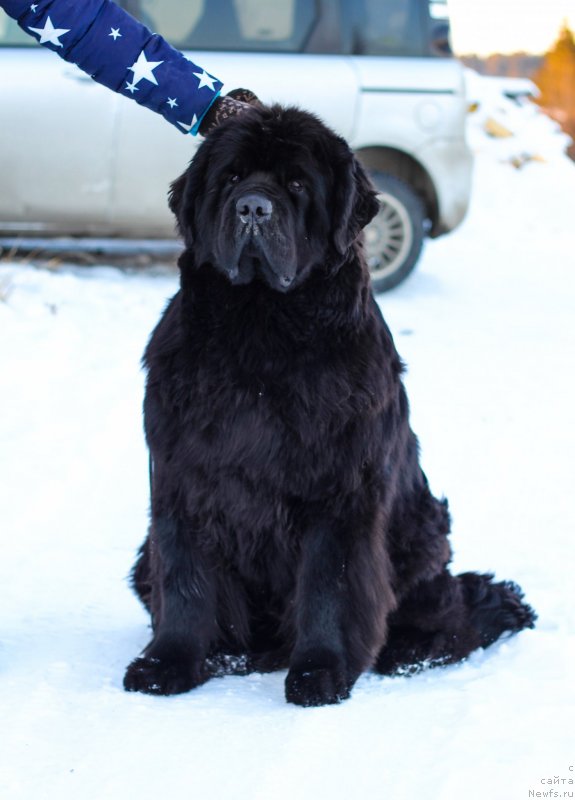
[229,174,241,184]
[288,180,304,193]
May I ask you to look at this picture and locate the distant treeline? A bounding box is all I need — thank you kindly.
[461,24,575,161]
[459,53,543,79]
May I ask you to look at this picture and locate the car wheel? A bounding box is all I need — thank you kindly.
[363,173,426,293]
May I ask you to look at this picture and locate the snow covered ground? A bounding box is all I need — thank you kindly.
[1,77,574,800]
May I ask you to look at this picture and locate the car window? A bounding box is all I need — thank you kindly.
[346,0,427,57]
[125,0,319,52]
[0,10,36,45]
[428,0,452,55]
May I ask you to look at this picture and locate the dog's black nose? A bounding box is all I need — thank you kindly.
[236,194,273,223]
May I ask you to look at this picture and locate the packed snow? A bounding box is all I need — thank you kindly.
[1,75,574,800]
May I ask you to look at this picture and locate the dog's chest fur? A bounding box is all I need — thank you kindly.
[144,275,402,544]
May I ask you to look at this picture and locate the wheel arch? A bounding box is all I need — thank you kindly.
[354,147,440,237]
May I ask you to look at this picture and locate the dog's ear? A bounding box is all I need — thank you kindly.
[168,171,191,242]
[332,153,380,256]
[168,137,215,246]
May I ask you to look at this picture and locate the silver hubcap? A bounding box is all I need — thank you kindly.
[364,191,413,279]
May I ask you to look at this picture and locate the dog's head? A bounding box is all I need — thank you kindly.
[169,105,379,293]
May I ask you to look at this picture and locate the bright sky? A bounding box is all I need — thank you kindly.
[448,0,575,55]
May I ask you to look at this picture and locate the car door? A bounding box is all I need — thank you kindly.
[0,11,118,234]
[110,0,359,236]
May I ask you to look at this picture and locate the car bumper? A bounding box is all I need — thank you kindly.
[418,138,474,237]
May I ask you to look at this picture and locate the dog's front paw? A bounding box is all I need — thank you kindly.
[285,666,352,707]
[123,655,205,696]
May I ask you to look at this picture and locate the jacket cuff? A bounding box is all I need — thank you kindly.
[190,91,221,135]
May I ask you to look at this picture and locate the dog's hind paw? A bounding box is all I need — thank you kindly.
[461,572,537,647]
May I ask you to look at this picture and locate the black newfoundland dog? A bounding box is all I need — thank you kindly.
[124,104,535,706]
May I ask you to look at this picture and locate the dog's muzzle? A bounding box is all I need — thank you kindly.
[233,193,295,289]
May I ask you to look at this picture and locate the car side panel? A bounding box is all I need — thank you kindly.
[0,50,118,234]
[350,56,472,233]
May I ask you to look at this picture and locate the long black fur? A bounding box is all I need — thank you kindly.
[124,105,535,705]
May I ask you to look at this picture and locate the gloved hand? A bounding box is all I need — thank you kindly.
[199,88,261,135]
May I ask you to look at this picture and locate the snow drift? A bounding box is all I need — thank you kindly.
[0,73,574,800]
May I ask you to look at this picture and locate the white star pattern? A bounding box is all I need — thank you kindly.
[109,28,122,41]
[128,51,164,87]
[28,16,70,47]
[125,81,139,94]
[30,4,38,11]
[193,70,217,91]
[167,97,178,109]
[177,115,198,132]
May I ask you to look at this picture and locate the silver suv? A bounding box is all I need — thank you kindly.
[0,0,472,291]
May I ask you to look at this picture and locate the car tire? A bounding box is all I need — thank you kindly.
[363,172,426,293]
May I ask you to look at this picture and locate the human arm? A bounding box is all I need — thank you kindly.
[1,0,226,134]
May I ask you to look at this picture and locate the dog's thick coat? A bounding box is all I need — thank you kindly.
[124,106,535,705]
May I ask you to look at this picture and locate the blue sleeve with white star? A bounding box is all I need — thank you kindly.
[1,0,223,134]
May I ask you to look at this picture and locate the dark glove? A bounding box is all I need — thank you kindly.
[199,88,261,135]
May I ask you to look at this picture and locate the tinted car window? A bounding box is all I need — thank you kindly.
[428,0,453,56]
[1,1,449,56]
[345,0,427,57]
[126,0,319,52]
